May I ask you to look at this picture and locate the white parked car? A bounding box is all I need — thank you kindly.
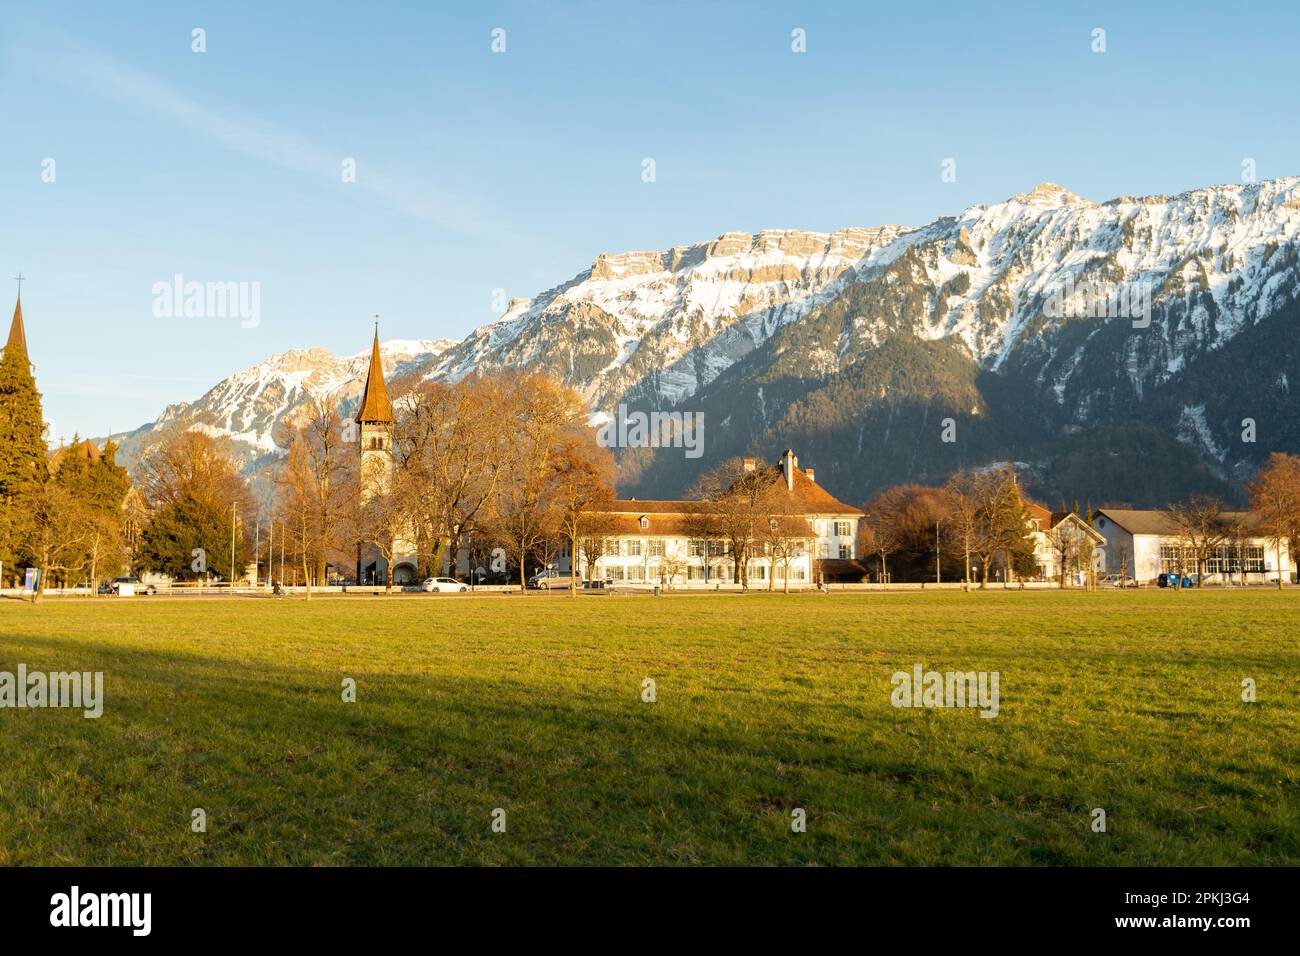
[422,577,468,593]
[1102,573,1137,588]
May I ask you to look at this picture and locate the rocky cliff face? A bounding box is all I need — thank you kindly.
[428,226,908,412]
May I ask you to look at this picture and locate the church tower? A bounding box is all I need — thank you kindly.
[354,322,416,586]
[355,323,395,496]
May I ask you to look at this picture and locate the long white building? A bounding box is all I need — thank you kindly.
[572,450,864,588]
[1094,508,1293,584]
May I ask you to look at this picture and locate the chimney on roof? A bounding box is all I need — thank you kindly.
[806,467,815,483]
[742,457,756,473]
[781,449,797,491]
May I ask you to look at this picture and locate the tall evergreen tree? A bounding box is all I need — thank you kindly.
[0,294,49,500]
[0,293,49,584]
[53,437,131,517]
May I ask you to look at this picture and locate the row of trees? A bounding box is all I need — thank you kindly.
[267,371,617,595]
[858,466,1039,586]
[14,350,1300,597]
[855,452,1300,588]
[0,438,134,600]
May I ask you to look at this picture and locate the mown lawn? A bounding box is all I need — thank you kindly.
[0,590,1295,866]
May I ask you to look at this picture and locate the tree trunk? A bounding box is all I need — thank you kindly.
[570,531,579,596]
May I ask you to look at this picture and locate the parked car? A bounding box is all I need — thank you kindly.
[111,576,157,596]
[527,569,581,590]
[422,577,468,593]
[1102,573,1137,588]
[1157,573,1196,589]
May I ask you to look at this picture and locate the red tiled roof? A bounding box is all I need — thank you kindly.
[609,499,699,514]
[610,460,862,519]
[766,465,863,516]
[1024,502,1051,524]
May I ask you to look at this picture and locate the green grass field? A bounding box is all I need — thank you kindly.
[0,590,1295,866]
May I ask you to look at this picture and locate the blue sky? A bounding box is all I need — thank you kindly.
[3,0,1298,439]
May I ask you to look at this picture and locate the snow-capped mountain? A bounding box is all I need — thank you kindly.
[433,178,1300,417]
[109,176,1300,506]
[427,177,1300,505]
[429,226,906,409]
[109,339,455,471]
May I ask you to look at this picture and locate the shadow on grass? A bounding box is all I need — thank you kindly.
[0,629,1295,866]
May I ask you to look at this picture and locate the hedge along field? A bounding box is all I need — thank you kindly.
[0,590,1295,865]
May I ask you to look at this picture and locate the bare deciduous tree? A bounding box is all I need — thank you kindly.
[1246,452,1300,589]
[1164,494,1230,586]
[690,457,780,591]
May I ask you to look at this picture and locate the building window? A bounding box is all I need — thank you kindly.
[834,521,852,537]
[607,566,625,581]
[649,540,664,557]
[688,566,704,581]
[627,566,644,582]
[1159,545,1190,573]
[1202,544,1265,574]
[839,545,851,559]
[639,516,649,530]
[689,540,706,557]
[628,540,642,557]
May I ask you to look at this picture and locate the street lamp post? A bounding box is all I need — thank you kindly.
[935,520,942,585]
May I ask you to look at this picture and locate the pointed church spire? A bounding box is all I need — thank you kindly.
[356,318,395,424]
[6,291,27,363]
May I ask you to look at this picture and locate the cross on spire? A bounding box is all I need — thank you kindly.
[13,273,24,296]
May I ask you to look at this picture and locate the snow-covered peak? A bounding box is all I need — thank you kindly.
[1008,181,1089,206]
[115,337,455,467]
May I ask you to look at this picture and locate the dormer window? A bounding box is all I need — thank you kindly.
[639,515,649,530]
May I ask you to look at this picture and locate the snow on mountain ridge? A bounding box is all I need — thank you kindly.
[429,225,913,405]
[120,338,456,465]
[111,176,1300,481]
